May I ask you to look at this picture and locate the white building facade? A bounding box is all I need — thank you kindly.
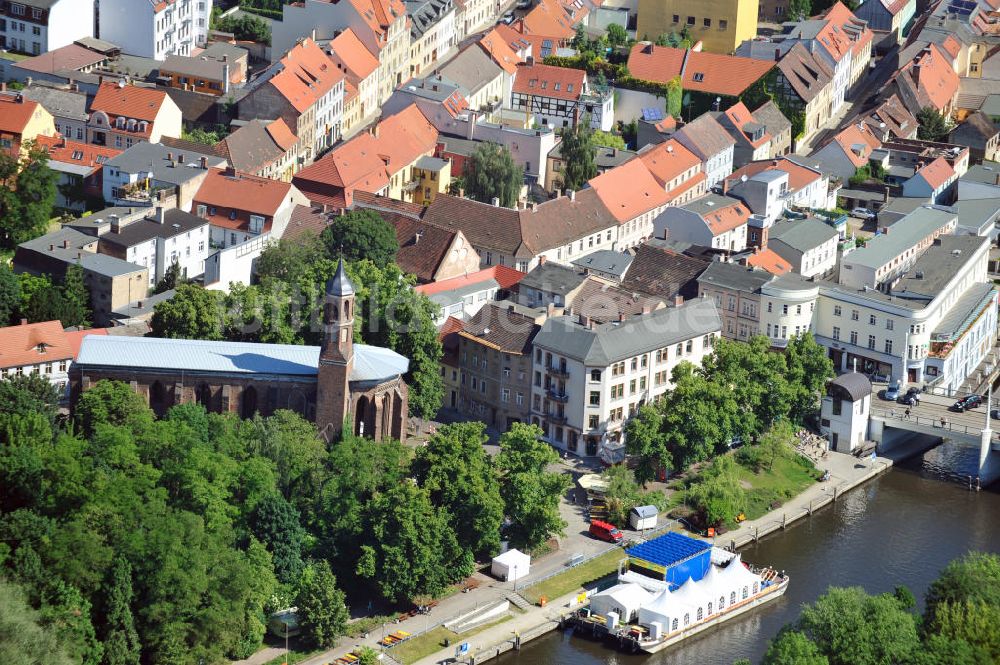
[0,0,93,55]
[99,0,211,59]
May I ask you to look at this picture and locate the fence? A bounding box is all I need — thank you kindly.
[870,407,991,439]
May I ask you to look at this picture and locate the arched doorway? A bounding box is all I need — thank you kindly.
[149,380,168,417]
[241,385,258,419]
[392,390,404,440]
[196,383,212,411]
[355,395,370,437]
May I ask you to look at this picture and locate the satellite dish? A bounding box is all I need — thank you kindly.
[741,174,748,182]
[879,122,886,129]
[666,145,673,153]
[117,78,126,88]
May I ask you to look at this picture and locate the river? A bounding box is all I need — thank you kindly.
[501,442,1000,665]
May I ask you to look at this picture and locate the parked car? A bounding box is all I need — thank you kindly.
[951,394,983,412]
[884,380,901,401]
[516,0,532,8]
[898,387,921,406]
[992,409,1000,420]
[589,520,623,543]
[502,11,515,23]
[852,207,877,220]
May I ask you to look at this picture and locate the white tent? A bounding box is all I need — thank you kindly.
[491,549,530,581]
[718,556,763,604]
[590,583,653,622]
[637,589,691,633]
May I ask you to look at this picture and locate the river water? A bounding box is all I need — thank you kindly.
[502,442,1000,665]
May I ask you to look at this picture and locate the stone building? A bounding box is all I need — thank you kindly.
[71,261,409,442]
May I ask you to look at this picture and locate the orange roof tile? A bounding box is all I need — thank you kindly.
[193,168,295,230]
[0,320,73,369]
[914,157,955,189]
[294,132,389,193]
[478,28,523,75]
[903,44,958,112]
[373,104,438,174]
[90,82,168,123]
[830,122,882,168]
[726,157,823,193]
[627,44,775,97]
[65,328,108,360]
[637,139,702,189]
[35,135,121,173]
[700,199,751,235]
[724,101,771,148]
[266,118,299,151]
[268,38,345,114]
[588,158,670,223]
[666,171,707,202]
[328,28,380,82]
[414,265,526,296]
[0,95,43,136]
[512,62,586,101]
[438,315,465,341]
[520,0,576,40]
[746,248,792,275]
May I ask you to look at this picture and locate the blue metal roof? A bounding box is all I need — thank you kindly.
[75,336,409,383]
[626,532,710,568]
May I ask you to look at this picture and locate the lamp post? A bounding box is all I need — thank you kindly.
[512,563,518,592]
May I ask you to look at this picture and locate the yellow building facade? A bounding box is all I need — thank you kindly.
[637,0,758,54]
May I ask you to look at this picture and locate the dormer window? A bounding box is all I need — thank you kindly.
[693,73,705,82]
[116,117,126,129]
[249,215,265,234]
[35,343,48,354]
[229,210,237,220]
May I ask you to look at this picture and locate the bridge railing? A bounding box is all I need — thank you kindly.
[870,407,991,438]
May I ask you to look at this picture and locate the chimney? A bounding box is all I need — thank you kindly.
[539,255,547,265]
[618,312,626,322]
[674,294,684,306]
[569,189,576,201]
[531,202,538,212]
[578,313,590,327]
[49,243,54,251]
[155,206,165,224]
[70,82,79,92]
[167,151,173,161]
[222,62,230,95]
[136,300,143,308]
[62,239,70,248]
[642,305,652,314]
[20,318,27,326]
[224,165,237,177]
[0,82,5,92]
[200,156,208,169]
[177,153,185,164]
[415,229,424,244]
[491,196,501,206]
[546,302,555,316]
[458,188,465,198]
[25,76,31,87]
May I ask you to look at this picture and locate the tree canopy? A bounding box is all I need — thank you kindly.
[0,140,58,250]
[558,122,598,191]
[917,107,953,142]
[464,142,523,207]
[321,208,399,266]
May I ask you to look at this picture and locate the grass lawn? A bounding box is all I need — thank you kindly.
[521,549,624,606]
[735,455,819,521]
[263,648,323,665]
[390,616,512,665]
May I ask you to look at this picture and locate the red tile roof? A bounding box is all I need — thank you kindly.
[520,0,577,40]
[746,248,792,275]
[637,139,702,189]
[627,44,776,97]
[90,82,169,123]
[0,320,73,369]
[830,122,882,168]
[478,28,523,75]
[193,168,295,231]
[914,157,955,189]
[899,44,958,113]
[727,157,823,194]
[372,104,438,175]
[724,101,771,148]
[266,118,299,151]
[293,132,389,206]
[0,95,45,136]
[268,38,344,114]
[438,315,465,342]
[35,135,121,172]
[512,62,586,101]
[588,158,670,223]
[414,265,526,296]
[698,198,751,235]
[328,28,380,82]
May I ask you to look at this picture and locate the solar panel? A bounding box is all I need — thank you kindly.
[641,107,664,122]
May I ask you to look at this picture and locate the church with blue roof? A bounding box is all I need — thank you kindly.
[71,260,410,443]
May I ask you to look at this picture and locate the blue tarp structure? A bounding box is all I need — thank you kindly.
[625,532,712,587]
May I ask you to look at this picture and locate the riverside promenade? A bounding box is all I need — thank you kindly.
[411,450,894,665]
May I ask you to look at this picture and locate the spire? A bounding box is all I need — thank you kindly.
[326,258,355,298]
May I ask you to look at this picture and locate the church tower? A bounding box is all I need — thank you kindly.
[316,259,355,442]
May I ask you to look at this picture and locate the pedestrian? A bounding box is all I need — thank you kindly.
[905,408,910,419]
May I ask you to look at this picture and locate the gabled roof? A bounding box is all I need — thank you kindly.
[570,277,664,324]
[193,168,296,227]
[478,28,523,74]
[949,110,998,144]
[20,85,89,122]
[726,156,824,194]
[11,44,106,74]
[822,2,875,58]
[626,43,776,97]
[864,94,918,139]
[776,43,834,104]
[216,119,299,174]
[422,195,525,254]
[293,132,389,206]
[34,135,121,173]
[680,195,752,235]
[372,104,438,174]
[328,28,380,82]
[636,139,702,189]
[266,38,344,114]
[520,0,577,40]
[619,242,709,300]
[588,158,670,224]
[721,101,771,148]
[0,95,46,136]
[745,248,792,275]
[458,302,540,354]
[673,113,737,160]
[415,265,525,296]
[895,44,958,113]
[90,82,168,122]
[752,100,792,137]
[512,62,586,101]
[0,320,76,369]
[912,157,955,189]
[438,45,505,96]
[827,122,882,168]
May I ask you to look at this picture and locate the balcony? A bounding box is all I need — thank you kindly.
[547,364,570,378]
[546,389,569,403]
[546,411,568,424]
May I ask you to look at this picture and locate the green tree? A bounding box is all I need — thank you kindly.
[602,463,642,527]
[785,333,835,423]
[0,140,58,250]
[592,130,627,149]
[763,630,829,665]
[0,579,73,665]
[153,261,183,295]
[496,423,571,551]
[215,13,272,44]
[0,263,21,325]
[606,23,628,46]
[624,404,671,485]
[102,557,141,665]
[355,646,380,665]
[787,0,812,20]
[412,422,504,557]
[39,580,103,665]
[463,142,523,207]
[685,455,747,527]
[917,106,953,142]
[295,561,350,648]
[256,233,328,286]
[0,373,61,424]
[924,552,1000,660]
[73,379,154,437]
[660,363,742,467]
[150,283,225,340]
[60,264,91,328]
[250,493,306,584]
[558,121,597,191]
[321,209,399,265]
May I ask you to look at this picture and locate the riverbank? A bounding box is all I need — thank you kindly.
[411,450,894,665]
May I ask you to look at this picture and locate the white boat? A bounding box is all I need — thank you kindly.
[572,532,789,654]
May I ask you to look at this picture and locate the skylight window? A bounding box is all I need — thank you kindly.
[693,72,704,82]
